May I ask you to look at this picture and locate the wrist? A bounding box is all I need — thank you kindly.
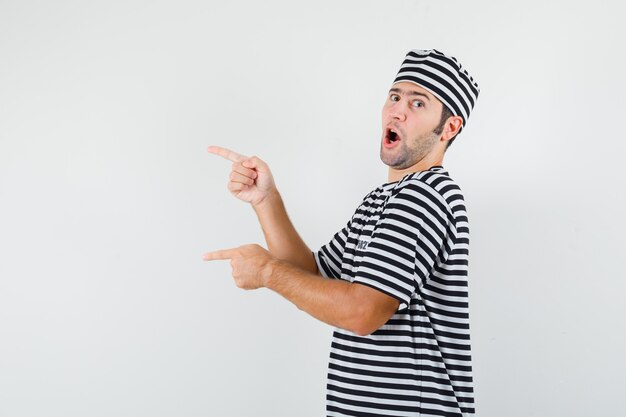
[262,257,280,288]
[252,188,280,211]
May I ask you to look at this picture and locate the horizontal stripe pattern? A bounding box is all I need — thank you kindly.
[315,167,474,416]
[393,49,480,130]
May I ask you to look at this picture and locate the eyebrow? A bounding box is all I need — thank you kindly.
[389,87,431,101]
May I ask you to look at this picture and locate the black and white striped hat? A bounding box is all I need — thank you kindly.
[394,49,480,128]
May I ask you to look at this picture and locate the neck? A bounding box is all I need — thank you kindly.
[387,150,444,183]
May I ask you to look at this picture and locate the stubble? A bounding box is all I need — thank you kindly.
[380,130,439,170]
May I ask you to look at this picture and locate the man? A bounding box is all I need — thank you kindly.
[204,49,480,416]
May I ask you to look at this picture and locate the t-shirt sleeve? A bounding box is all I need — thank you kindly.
[352,183,450,310]
[313,219,351,279]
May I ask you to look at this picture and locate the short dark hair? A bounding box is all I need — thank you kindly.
[433,105,458,150]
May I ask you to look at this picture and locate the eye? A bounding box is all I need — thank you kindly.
[411,100,424,108]
[389,94,400,102]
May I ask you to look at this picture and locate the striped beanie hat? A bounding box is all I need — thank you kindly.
[394,49,480,128]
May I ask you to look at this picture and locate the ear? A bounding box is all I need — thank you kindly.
[441,115,463,143]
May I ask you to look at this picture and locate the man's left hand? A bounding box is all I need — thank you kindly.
[203,244,275,290]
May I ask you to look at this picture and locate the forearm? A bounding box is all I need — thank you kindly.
[253,190,317,274]
[203,244,399,335]
[264,259,395,336]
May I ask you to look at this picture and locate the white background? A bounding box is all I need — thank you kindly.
[1,1,625,416]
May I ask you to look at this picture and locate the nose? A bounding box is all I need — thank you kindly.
[388,102,407,122]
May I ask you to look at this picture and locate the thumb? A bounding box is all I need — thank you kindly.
[243,156,267,171]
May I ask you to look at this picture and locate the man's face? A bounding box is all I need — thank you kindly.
[380,82,444,170]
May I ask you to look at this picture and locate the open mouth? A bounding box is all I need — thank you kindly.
[385,128,401,146]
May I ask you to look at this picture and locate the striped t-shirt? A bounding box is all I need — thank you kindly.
[314,166,474,417]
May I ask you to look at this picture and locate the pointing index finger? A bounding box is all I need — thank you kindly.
[207,146,247,163]
[202,247,238,261]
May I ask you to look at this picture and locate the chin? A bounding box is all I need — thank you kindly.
[380,147,405,168]
[380,155,409,169]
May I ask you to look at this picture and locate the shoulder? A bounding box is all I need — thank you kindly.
[407,169,464,202]
[389,169,466,224]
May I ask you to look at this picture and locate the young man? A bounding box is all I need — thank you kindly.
[204,49,480,417]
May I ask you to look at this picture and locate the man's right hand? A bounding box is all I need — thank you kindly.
[207,146,277,206]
